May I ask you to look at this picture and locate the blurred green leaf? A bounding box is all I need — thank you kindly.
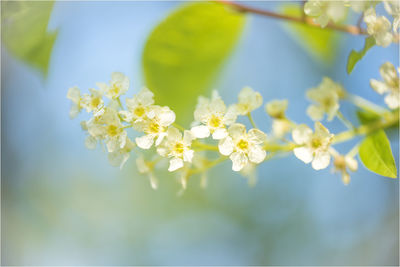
[356,109,381,124]
[347,36,375,74]
[1,1,57,76]
[280,4,340,64]
[142,2,245,125]
[359,130,397,178]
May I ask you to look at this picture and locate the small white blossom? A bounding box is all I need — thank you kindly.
[304,0,347,27]
[136,156,158,189]
[364,7,393,47]
[191,91,237,140]
[135,106,176,149]
[265,99,288,119]
[85,107,127,153]
[266,99,292,138]
[306,77,345,121]
[119,87,155,124]
[292,122,333,170]
[81,88,104,114]
[67,86,83,118]
[330,148,358,185]
[234,86,263,115]
[157,127,194,172]
[384,0,400,32]
[97,72,129,99]
[219,123,266,171]
[370,62,400,109]
[108,137,135,169]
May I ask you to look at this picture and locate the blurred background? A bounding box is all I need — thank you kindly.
[1,1,399,265]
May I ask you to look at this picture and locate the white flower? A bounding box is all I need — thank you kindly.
[136,156,158,189]
[108,137,135,169]
[272,119,292,138]
[292,122,333,170]
[119,87,155,124]
[364,7,393,47]
[234,86,263,115]
[370,62,400,109]
[157,127,194,172]
[304,0,347,27]
[97,72,129,99]
[265,99,292,138]
[86,107,127,153]
[306,77,345,121]
[265,99,288,119]
[191,91,237,139]
[67,86,83,118]
[384,0,400,32]
[218,123,266,171]
[81,88,104,114]
[330,148,358,185]
[135,106,176,149]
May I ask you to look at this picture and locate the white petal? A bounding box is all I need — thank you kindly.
[312,151,331,170]
[306,105,324,121]
[248,129,267,144]
[136,156,150,173]
[159,109,176,126]
[223,105,238,125]
[167,127,182,142]
[135,134,154,149]
[69,105,80,119]
[345,156,358,172]
[230,151,248,172]
[228,123,246,139]
[168,158,184,172]
[183,130,194,145]
[85,135,97,150]
[191,125,210,138]
[183,149,194,162]
[212,128,228,139]
[293,147,313,164]
[370,79,388,94]
[149,173,158,190]
[155,133,167,146]
[218,136,234,156]
[137,87,154,106]
[384,93,400,109]
[248,145,266,163]
[67,86,80,103]
[292,124,312,144]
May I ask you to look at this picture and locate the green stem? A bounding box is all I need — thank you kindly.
[347,94,388,115]
[333,111,399,144]
[173,123,186,131]
[189,156,228,175]
[192,141,219,151]
[337,111,355,130]
[247,113,257,128]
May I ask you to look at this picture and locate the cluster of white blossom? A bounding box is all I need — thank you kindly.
[304,0,399,47]
[68,71,399,187]
[370,61,400,109]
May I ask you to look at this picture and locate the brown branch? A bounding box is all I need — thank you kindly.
[217,0,367,35]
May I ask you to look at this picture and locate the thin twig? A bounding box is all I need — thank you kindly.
[217,0,366,35]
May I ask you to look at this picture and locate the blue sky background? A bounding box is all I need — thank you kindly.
[2,1,399,265]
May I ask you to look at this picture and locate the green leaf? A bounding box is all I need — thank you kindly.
[142,2,245,125]
[280,4,340,64]
[359,130,397,178]
[346,36,375,74]
[356,109,381,124]
[1,1,57,76]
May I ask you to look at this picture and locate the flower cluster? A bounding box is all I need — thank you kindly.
[68,71,394,188]
[304,0,398,47]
